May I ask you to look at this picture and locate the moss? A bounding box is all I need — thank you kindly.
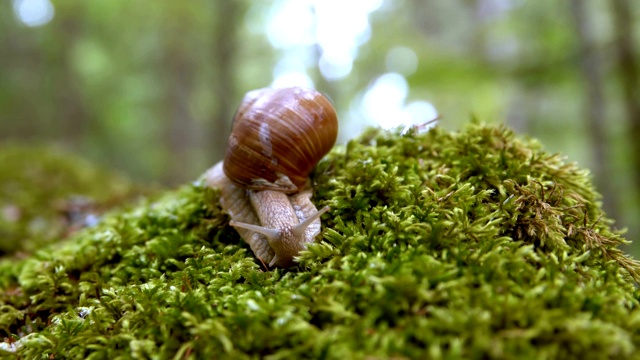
[0,144,153,257]
[1,124,639,359]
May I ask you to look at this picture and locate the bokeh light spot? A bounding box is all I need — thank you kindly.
[13,0,54,28]
[385,46,418,76]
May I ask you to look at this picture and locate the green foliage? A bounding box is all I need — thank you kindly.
[1,124,639,359]
[0,144,152,257]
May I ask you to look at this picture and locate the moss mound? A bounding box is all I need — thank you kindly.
[0,144,151,257]
[1,125,639,359]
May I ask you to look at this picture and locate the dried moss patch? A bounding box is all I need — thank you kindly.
[1,125,639,359]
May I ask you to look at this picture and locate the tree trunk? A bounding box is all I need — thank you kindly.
[610,0,640,200]
[162,7,196,186]
[211,0,242,160]
[568,0,619,221]
[57,14,90,147]
[165,54,193,185]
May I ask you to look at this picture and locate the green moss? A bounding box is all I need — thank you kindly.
[1,125,639,359]
[0,144,152,257]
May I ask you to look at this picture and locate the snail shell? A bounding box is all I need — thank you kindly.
[203,87,337,268]
[223,87,338,193]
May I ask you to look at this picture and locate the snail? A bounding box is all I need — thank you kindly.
[202,87,338,268]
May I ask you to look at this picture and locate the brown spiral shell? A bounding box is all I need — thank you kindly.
[223,87,338,193]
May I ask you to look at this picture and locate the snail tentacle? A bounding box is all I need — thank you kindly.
[229,220,281,240]
[293,206,330,237]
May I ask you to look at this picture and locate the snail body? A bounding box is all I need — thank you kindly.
[203,87,337,268]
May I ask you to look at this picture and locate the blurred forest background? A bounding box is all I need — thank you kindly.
[1,0,639,255]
